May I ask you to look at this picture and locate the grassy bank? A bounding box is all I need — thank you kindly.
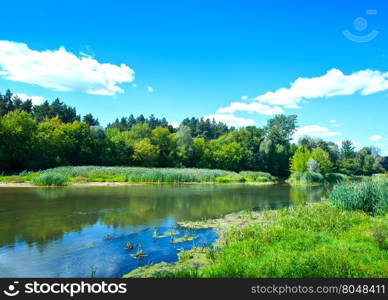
[0,166,277,186]
[124,202,387,278]
[286,171,387,186]
[123,180,388,278]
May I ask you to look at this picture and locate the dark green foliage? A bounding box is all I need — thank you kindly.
[329,180,388,215]
[181,117,230,140]
[324,173,348,183]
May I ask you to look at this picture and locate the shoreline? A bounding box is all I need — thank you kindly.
[0,181,278,188]
[122,209,267,278]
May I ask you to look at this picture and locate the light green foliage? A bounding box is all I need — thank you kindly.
[290,146,311,173]
[128,123,151,140]
[132,138,160,167]
[311,147,332,174]
[0,110,37,170]
[210,141,244,171]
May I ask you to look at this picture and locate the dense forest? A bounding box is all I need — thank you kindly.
[0,89,386,176]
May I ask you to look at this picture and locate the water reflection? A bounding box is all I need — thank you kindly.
[0,184,327,277]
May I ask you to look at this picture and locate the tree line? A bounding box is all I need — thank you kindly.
[0,89,386,176]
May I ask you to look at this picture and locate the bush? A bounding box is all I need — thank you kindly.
[324,173,348,184]
[287,172,323,185]
[239,171,276,182]
[329,180,388,215]
[31,172,69,186]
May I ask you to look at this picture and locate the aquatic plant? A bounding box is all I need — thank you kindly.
[124,242,134,250]
[131,247,147,259]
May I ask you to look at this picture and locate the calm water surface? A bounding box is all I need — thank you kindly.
[0,184,326,277]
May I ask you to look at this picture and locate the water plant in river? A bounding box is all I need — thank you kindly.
[130,247,147,259]
[124,242,134,250]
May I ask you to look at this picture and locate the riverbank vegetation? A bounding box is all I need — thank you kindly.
[0,167,278,185]
[287,138,386,185]
[126,181,387,278]
[2,89,386,181]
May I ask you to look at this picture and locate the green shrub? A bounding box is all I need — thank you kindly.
[31,172,69,186]
[239,171,276,182]
[329,180,388,215]
[287,172,323,185]
[324,173,348,184]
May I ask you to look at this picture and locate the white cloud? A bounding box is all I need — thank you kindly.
[217,102,284,115]
[204,114,255,127]
[330,119,337,123]
[0,40,135,96]
[241,95,248,100]
[169,122,180,128]
[13,93,44,105]
[146,86,154,93]
[293,125,341,142]
[255,68,388,108]
[370,135,383,141]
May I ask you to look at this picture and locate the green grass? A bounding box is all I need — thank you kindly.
[162,203,388,278]
[0,166,278,185]
[31,172,70,186]
[36,166,240,183]
[329,179,388,215]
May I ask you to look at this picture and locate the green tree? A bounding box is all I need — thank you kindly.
[82,113,99,126]
[132,138,159,167]
[290,146,311,173]
[311,147,333,174]
[0,110,37,171]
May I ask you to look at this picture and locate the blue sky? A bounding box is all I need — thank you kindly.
[1,0,388,154]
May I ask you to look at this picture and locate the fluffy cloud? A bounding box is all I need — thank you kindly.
[14,93,44,105]
[204,113,255,127]
[241,95,248,100]
[217,102,284,115]
[293,125,341,141]
[0,40,135,96]
[146,86,154,93]
[370,135,383,141]
[255,68,388,108]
